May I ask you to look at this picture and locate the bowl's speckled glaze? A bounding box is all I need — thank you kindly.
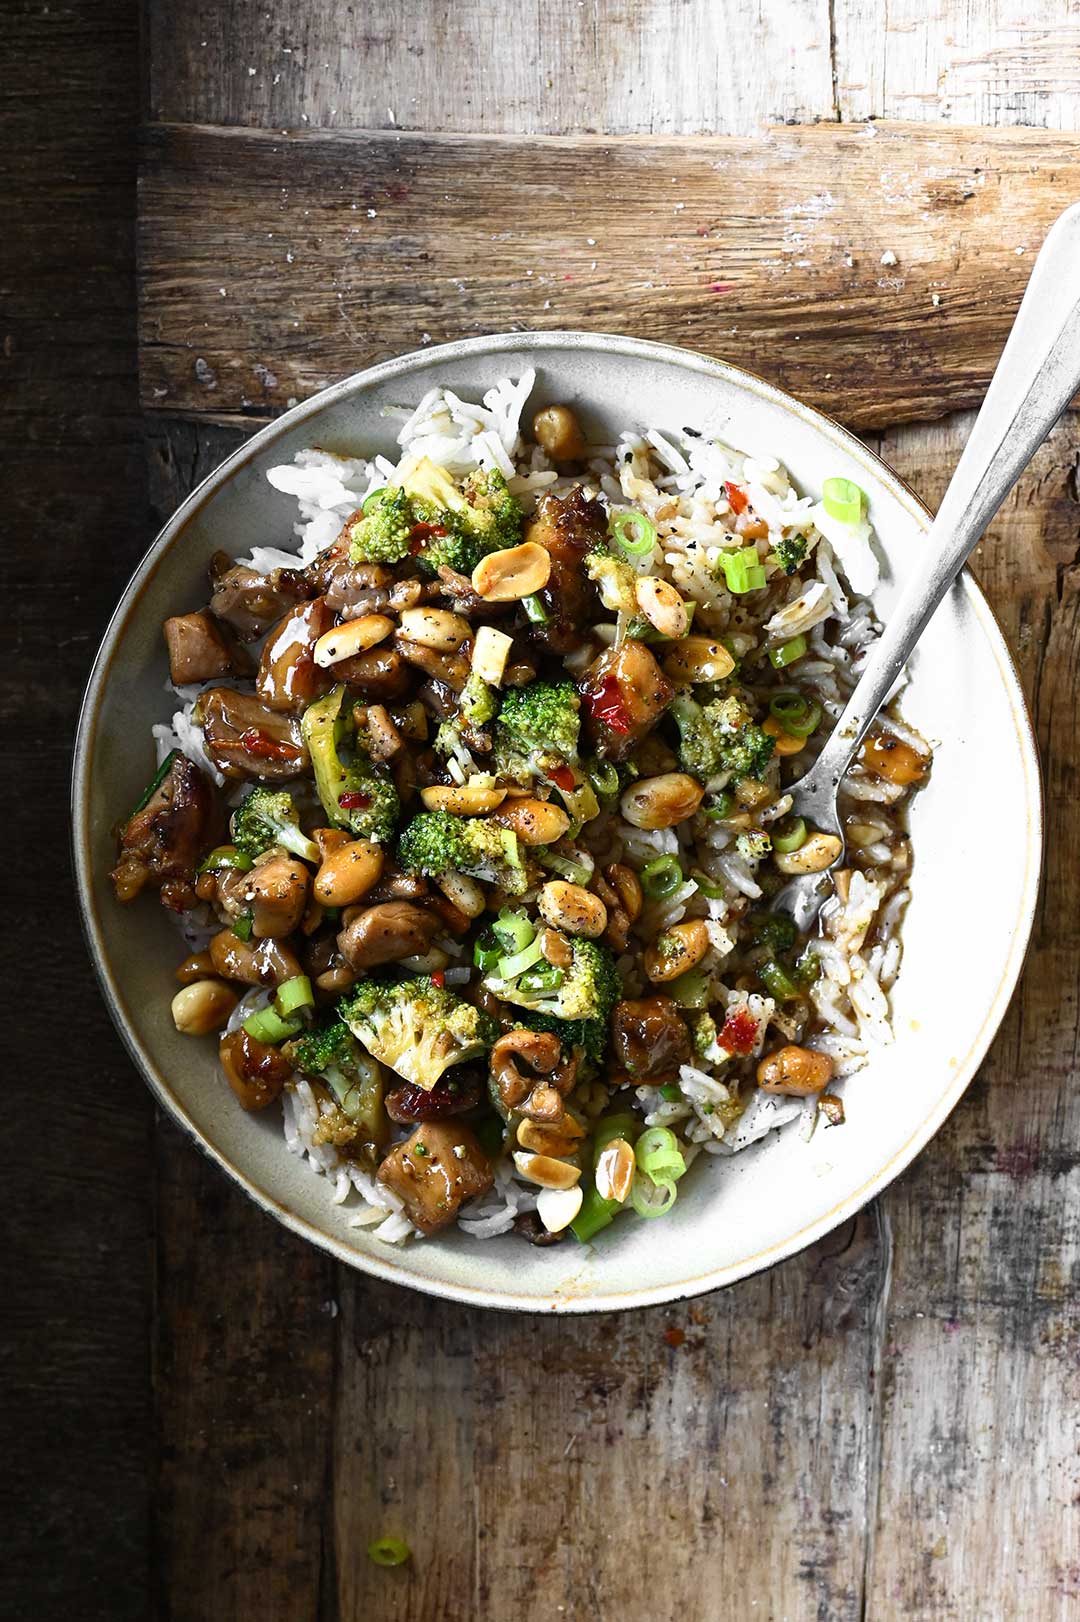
[72,333,1042,1312]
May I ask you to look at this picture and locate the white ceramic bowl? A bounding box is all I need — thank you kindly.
[73,333,1042,1312]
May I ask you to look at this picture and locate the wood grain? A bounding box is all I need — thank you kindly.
[139,118,1080,431]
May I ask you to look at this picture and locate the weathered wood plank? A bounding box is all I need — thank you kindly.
[145,0,835,136]
[138,118,1080,431]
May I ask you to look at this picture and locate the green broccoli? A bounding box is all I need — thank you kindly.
[690,1010,720,1062]
[230,786,320,864]
[346,487,414,564]
[491,680,581,782]
[300,685,400,843]
[484,934,621,1024]
[288,1020,388,1146]
[432,673,498,773]
[460,671,497,727]
[585,542,637,613]
[398,809,528,895]
[772,532,809,576]
[339,976,497,1090]
[670,692,775,783]
[398,457,524,576]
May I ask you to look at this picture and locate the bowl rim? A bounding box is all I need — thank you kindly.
[72,330,1044,1313]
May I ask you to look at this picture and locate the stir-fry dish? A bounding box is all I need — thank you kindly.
[111,373,929,1245]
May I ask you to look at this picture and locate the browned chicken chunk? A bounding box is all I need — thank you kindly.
[163,611,251,686]
[111,752,217,911]
[198,687,309,780]
[255,596,336,714]
[219,1030,292,1111]
[522,488,604,653]
[579,639,674,761]
[610,996,691,1081]
[376,1120,494,1234]
[207,551,312,641]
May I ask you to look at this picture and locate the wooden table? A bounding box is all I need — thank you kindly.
[10,2,1080,1617]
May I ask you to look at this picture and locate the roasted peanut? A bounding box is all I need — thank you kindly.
[862,732,928,786]
[420,783,507,816]
[604,863,643,924]
[313,837,384,907]
[757,1044,834,1096]
[661,635,736,685]
[313,613,394,668]
[517,1115,587,1157]
[209,929,302,987]
[763,715,806,756]
[536,1185,584,1234]
[512,1151,582,1191]
[175,951,214,985]
[472,541,551,602]
[774,831,843,875]
[170,979,238,1035]
[538,880,608,938]
[644,918,710,983]
[539,927,573,968]
[365,703,402,761]
[620,772,704,830]
[435,870,486,918]
[490,797,571,845]
[398,606,472,651]
[635,576,691,640]
[594,1137,636,1203]
[532,403,587,461]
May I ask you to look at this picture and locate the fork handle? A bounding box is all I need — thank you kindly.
[795,200,1080,820]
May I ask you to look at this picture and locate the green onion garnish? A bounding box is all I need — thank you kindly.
[749,912,797,954]
[198,844,254,874]
[769,635,807,670]
[758,960,799,1002]
[635,1126,687,1181]
[794,946,822,987]
[519,962,564,992]
[689,868,726,900]
[702,791,735,822]
[659,1083,683,1102]
[667,967,710,1009]
[571,1114,639,1243]
[538,849,593,885]
[498,934,546,980]
[492,908,535,955]
[274,974,314,1018]
[243,1004,303,1045]
[130,751,178,818]
[630,1174,679,1219]
[608,509,657,559]
[367,1536,411,1568]
[640,854,685,900]
[586,758,620,799]
[521,593,549,624]
[771,817,807,854]
[768,692,822,738]
[822,476,864,525]
[473,936,502,973]
[717,545,767,594]
[232,911,254,943]
[361,487,388,515]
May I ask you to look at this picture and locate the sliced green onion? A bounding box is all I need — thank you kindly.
[571,1114,639,1243]
[521,593,549,624]
[275,974,314,1018]
[519,961,565,992]
[769,635,807,670]
[538,849,592,885]
[716,545,767,594]
[630,1174,679,1219]
[758,960,799,1002]
[794,946,822,987]
[198,844,254,874]
[586,758,620,799]
[822,476,865,525]
[609,509,657,559]
[243,1004,303,1045]
[232,911,254,943]
[690,868,726,900]
[702,791,735,822]
[749,912,797,954]
[498,934,546,980]
[361,487,389,515]
[556,776,600,827]
[768,692,822,738]
[668,968,710,1009]
[635,1126,687,1180]
[473,936,502,974]
[492,908,535,956]
[367,1536,411,1568]
[640,854,684,900]
[771,817,807,854]
[130,751,177,818]
[659,1083,683,1102]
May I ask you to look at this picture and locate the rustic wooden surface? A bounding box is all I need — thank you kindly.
[140,119,1080,431]
[11,0,1080,1617]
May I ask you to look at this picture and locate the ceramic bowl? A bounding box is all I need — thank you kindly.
[72,333,1042,1312]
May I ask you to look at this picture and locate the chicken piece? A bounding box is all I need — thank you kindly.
[305,544,395,615]
[376,1120,494,1234]
[610,996,691,1081]
[522,488,605,653]
[162,611,251,686]
[207,551,312,641]
[218,1030,292,1111]
[246,850,310,938]
[110,753,218,911]
[579,639,674,762]
[255,596,336,714]
[198,687,309,781]
[330,646,413,701]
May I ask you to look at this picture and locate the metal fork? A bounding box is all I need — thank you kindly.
[774,199,1080,931]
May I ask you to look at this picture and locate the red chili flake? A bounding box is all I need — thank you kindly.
[237,728,303,761]
[408,521,448,555]
[548,764,576,793]
[724,481,749,515]
[719,1006,759,1056]
[585,675,633,735]
[663,1327,686,1349]
[338,791,372,811]
[430,970,446,989]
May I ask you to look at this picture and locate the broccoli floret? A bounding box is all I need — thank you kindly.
[460,671,497,727]
[301,685,400,843]
[433,673,497,772]
[398,809,528,895]
[340,976,497,1090]
[484,935,621,1024]
[690,1011,720,1062]
[346,487,414,564]
[736,829,772,863]
[585,542,637,613]
[772,532,809,576]
[230,787,319,863]
[491,680,581,782]
[397,457,523,576]
[671,693,774,783]
[288,1019,388,1145]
